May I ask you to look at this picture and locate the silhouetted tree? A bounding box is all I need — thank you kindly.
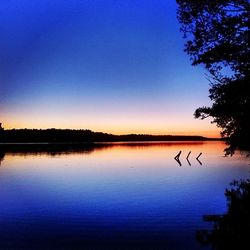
[176,0,250,150]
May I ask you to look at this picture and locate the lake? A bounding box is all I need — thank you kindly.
[0,141,249,249]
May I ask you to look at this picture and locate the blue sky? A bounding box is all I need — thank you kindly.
[0,0,219,136]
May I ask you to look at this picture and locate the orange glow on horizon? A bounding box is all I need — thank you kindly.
[2,111,221,138]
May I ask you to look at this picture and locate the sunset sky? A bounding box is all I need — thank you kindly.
[0,0,220,137]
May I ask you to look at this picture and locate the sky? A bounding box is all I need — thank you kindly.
[0,0,220,137]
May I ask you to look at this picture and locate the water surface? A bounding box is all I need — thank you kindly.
[0,141,249,249]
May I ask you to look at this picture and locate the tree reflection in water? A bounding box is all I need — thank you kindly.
[0,151,4,166]
[197,176,250,249]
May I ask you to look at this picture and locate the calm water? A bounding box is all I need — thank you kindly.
[0,141,249,249]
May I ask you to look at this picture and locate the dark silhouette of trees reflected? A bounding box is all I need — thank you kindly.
[197,176,250,249]
[0,151,4,166]
[0,142,111,156]
[0,141,206,167]
[177,0,250,153]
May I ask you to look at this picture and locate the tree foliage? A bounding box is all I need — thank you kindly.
[177,0,250,148]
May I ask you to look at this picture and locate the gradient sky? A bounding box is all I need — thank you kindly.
[0,0,220,137]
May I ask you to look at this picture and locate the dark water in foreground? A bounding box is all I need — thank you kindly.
[0,141,249,249]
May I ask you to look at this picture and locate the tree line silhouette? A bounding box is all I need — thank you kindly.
[0,128,210,143]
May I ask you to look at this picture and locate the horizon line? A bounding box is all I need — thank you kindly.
[1,127,221,139]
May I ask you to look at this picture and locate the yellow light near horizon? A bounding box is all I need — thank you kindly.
[2,110,221,138]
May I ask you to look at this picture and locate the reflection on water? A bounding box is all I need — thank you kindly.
[0,141,249,249]
[0,150,4,166]
[197,176,250,249]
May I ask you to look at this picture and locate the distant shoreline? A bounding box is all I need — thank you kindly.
[0,138,222,144]
[0,128,222,144]
[0,128,223,154]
